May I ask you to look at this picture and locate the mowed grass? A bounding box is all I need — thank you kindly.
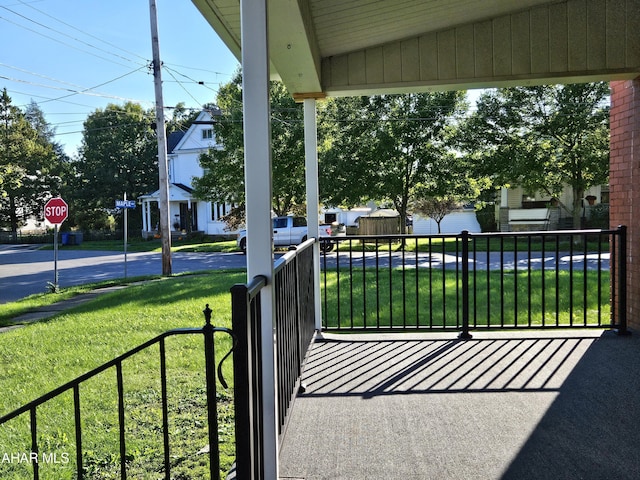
[0,271,245,480]
[322,268,611,329]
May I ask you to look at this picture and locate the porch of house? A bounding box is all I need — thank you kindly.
[279,329,640,480]
[230,229,633,480]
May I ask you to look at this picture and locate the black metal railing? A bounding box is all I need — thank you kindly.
[0,309,234,480]
[230,238,317,480]
[274,239,316,434]
[320,227,627,336]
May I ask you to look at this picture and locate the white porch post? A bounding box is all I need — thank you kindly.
[500,187,508,208]
[142,200,148,233]
[240,0,278,478]
[303,98,323,331]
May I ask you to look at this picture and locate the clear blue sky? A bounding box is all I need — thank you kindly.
[0,0,240,157]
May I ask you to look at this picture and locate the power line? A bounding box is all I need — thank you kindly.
[2,66,151,105]
[162,66,205,107]
[163,62,235,77]
[0,13,133,69]
[0,3,147,67]
[16,0,149,64]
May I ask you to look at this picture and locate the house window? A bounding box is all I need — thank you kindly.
[212,202,232,221]
[217,203,227,219]
[202,129,213,140]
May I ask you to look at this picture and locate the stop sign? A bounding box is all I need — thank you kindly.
[44,197,68,224]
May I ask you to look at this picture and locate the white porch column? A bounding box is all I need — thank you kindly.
[142,200,148,232]
[240,0,278,478]
[303,98,323,331]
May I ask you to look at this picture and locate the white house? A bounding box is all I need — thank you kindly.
[139,110,236,239]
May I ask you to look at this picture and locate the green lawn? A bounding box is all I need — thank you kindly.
[0,272,245,480]
[322,269,611,330]
[333,234,611,254]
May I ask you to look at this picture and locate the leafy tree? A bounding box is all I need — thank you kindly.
[457,83,610,228]
[411,196,459,234]
[73,102,158,230]
[192,72,306,220]
[319,92,471,233]
[166,102,201,134]
[0,89,63,239]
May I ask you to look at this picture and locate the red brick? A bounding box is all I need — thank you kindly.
[610,77,640,330]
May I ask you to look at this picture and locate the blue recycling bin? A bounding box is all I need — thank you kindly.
[60,232,83,245]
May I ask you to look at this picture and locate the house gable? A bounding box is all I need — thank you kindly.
[173,109,221,153]
[168,108,222,188]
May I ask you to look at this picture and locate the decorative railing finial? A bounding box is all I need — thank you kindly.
[203,304,212,325]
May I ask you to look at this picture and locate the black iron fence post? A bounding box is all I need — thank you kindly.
[230,283,252,480]
[202,304,221,480]
[231,276,268,480]
[616,225,630,336]
[459,230,472,339]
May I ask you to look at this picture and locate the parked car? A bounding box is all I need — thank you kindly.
[237,216,345,254]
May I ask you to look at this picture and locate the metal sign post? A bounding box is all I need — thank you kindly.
[44,197,68,291]
[53,224,59,288]
[116,195,136,278]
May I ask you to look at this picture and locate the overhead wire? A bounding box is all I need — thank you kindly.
[0,13,134,70]
[162,65,205,107]
[16,0,149,64]
[0,67,148,103]
[0,3,229,132]
[0,3,147,68]
[26,66,151,105]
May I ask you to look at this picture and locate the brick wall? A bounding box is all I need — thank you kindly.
[610,79,640,330]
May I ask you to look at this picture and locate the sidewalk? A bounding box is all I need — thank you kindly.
[0,285,127,334]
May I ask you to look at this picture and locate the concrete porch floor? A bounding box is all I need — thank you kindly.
[279,329,640,480]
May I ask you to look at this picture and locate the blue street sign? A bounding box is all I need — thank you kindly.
[115,200,136,209]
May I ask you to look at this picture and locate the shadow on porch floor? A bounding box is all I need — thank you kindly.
[279,329,640,480]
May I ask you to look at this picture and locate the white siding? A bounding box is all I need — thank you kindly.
[413,211,481,234]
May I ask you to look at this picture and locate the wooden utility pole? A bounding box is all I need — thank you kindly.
[149,0,171,275]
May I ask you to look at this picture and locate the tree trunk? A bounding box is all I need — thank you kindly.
[9,195,18,243]
[572,187,584,229]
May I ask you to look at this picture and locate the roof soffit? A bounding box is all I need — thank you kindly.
[192,0,640,96]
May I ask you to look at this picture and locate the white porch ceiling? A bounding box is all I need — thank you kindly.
[192,0,640,96]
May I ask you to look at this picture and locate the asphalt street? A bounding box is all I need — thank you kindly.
[0,245,248,304]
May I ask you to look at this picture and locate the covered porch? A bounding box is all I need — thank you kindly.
[139,183,199,239]
[279,329,640,479]
[192,0,640,478]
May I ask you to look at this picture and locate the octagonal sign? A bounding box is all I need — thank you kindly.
[44,197,68,225]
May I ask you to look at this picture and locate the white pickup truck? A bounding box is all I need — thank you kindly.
[237,216,345,254]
